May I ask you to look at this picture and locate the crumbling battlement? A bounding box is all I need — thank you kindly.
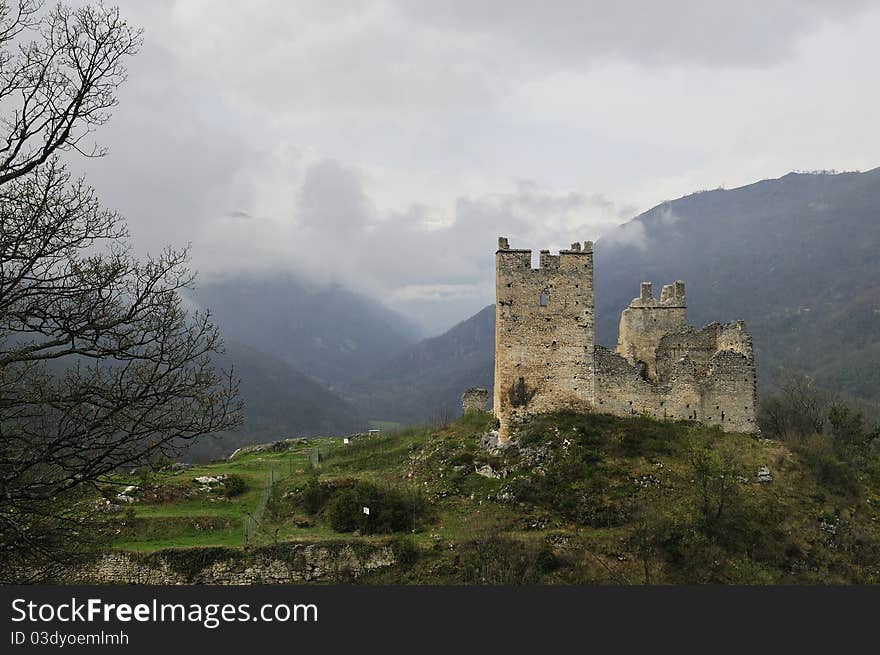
[491,237,757,440]
[615,281,687,381]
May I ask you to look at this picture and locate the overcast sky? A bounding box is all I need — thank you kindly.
[73,0,880,334]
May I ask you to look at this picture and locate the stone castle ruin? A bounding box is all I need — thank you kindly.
[492,237,756,441]
[461,387,491,413]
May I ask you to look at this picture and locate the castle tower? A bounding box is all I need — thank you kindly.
[615,280,687,381]
[493,237,595,441]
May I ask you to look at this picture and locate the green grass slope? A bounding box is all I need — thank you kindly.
[105,411,880,584]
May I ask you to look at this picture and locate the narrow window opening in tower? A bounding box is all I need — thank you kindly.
[539,292,548,306]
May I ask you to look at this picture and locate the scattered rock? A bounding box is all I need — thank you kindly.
[194,474,228,492]
[633,474,661,489]
[757,466,773,483]
[115,485,139,503]
[92,498,125,513]
[519,445,550,466]
[525,517,547,530]
[194,475,225,485]
[475,464,500,479]
[819,518,839,535]
[480,431,499,449]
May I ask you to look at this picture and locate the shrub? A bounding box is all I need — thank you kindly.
[301,475,330,514]
[535,546,559,573]
[328,487,362,532]
[327,481,429,534]
[795,433,861,497]
[223,474,247,498]
[390,536,420,568]
[449,450,476,467]
[455,536,546,584]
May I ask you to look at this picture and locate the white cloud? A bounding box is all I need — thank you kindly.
[65,0,880,332]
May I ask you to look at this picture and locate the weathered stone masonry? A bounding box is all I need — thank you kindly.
[493,237,757,440]
[461,387,490,413]
[65,543,396,585]
[494,237,596,440]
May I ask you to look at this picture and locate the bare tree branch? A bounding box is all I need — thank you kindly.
[0,2,240,581]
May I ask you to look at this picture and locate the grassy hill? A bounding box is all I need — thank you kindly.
[97,409,880,584]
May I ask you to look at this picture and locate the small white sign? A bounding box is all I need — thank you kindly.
[362,506,370,515]
[343,438,350,444]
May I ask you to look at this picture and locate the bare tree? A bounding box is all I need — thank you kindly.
[758,370,830,441]
[0,2,241,580]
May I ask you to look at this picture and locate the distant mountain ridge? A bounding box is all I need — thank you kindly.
[344,305,495,424]
[184,272,419,458]
[189,272,420,388]
[186,340,365,461]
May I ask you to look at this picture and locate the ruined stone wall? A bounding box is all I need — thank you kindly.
[616,281,687,380]
[65,543,396,585]
[701,338,758,433]
[461,387,490,413]
[493,237,595,440]
[655,324,719,381]
[596,319,757,433]
[594,346,703,421]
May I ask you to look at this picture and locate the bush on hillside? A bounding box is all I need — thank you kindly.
[223,474,247,498]
[327,481,429,534]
